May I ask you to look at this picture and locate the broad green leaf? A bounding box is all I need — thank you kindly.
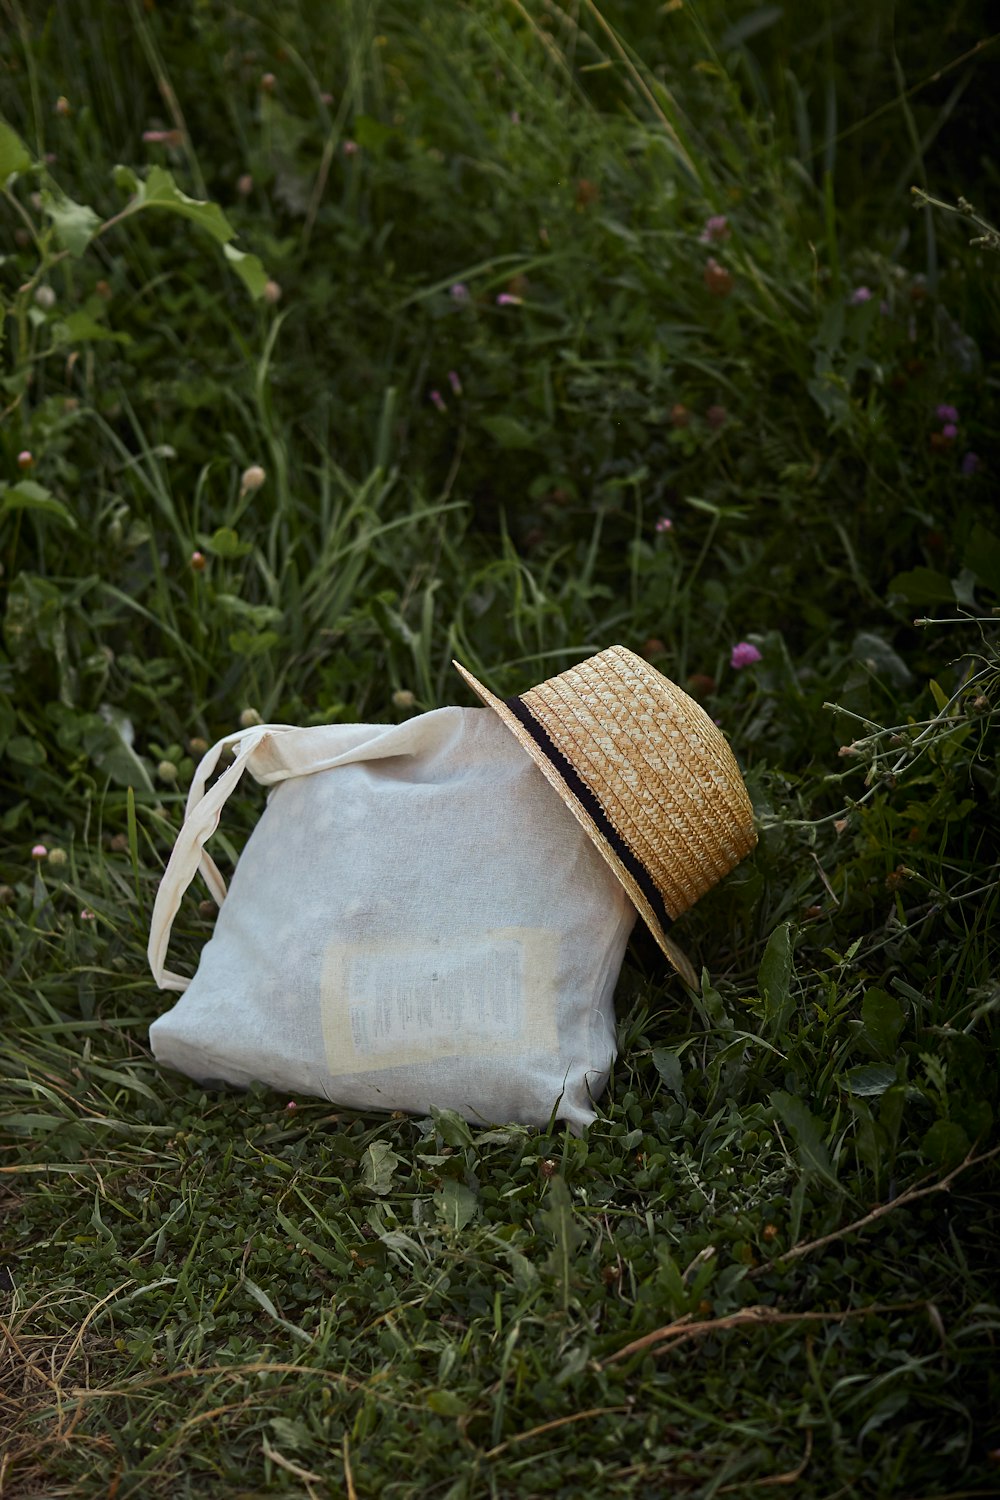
[965,522,1000,596]
[425,1389,469,1417]
[921,1120,969,1168]
[758,921,793,1033]
[54,310,131,345]
[204,526,253,559]
[0,121,32,181]
[5,735,47,766]
[130,165,234,243]
[480,415,541,449]
[770,1090,834,1179]
[361,1141,401,1195]
[0,480,77,529]
[652,1047,685,1097]
[842,1064,897,1097]
[430,1106,474,1148]
[852,631,913,688]
[886,567,954,605]
[434,1178,477,1231]
[860,988,905,1058]
[223,243,269,299]
[41,189,101,257]
[228,628,281,658]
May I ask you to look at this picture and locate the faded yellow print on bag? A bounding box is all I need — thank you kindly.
[320,926,560,1075]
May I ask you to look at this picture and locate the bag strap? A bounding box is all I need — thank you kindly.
[147,726,276,992]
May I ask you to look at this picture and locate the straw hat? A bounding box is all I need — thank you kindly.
[454,645,756,988]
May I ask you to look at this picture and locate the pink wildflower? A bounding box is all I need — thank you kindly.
[450,283,469,302]
[236,173,253,195]
[699,214,730,243]
[17,450,33,469]
[706,405,728,429]
[655,516,673,533]
[342,139,359,156]
[935,403,959,424]
[849,286,873,305]
[447,370,462,396]
[31,844,47,859]
[429,389,447,413]
[942,423,958,441]
[80,909,96,921]
[704,258,733,297]
[496,292,522,306]
[730,641,762,670]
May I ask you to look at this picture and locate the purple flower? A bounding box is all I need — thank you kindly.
[730,641,762,670]
[961,451,980,476]
[450,283,469,302]
[655,516,673,533]
[699,214,730,244]
[849,286,873,305]
[935,403,959,424]
[448,369,462,396]
[429,390,446,413]
[496,292,522,306]
[942,423,958,440]
[342,139,359,156]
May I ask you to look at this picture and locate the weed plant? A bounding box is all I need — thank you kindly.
[1,2,999,1496]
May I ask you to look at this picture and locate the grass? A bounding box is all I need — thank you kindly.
[1,0,1000,1494]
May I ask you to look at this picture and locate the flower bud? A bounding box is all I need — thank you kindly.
[34,285,56,310]
[17,450,33,469]
[31,844,48,859]
[239,707,262,728]
[47,847,68,867]
[237,173,253,195]
[157,760,179,783]
[392,689,416,710]
[240,464,266,496]
[190,550,206,571]
[263,279,282,304]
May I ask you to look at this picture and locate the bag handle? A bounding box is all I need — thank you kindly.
[147,726,277,992]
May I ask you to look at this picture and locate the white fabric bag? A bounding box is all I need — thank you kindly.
[148,706,636,1130]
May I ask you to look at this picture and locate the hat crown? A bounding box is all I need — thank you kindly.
[518,645,756,917]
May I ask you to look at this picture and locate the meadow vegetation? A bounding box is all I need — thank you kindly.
[1,1,999,1495]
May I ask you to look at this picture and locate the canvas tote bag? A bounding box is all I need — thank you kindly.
[148,705,636,1130]
[148,646,757,1130]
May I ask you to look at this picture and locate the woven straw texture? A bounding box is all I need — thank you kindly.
[454,646,756,986]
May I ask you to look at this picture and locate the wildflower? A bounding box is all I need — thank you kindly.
[686,673,717,697]
[961,451,980,476]
[241,464,267,495]
[80,909,96,921]
[157,760,178,783]
[342,139,359,156]
[669,403,690,428]
[703,258,733,297]
[260,72,276,92]
[17,450,33,469]
[942,423,958,441]
[34,285,56,310]
[655,516,673,533]
[54,96,71,116]
[429,389,446,413]
[706,404,728,429]
[239,707,262,728]
[392,689,416,710]
[849,286,873,305]
[762,1223,778,1242]
[263,279,282,305]
[730,641,762,670]
[935,403,959,423]
[47,848,68,867]
[237,173,253,195]
[142,129,183,147]
[496,292,522,306]
[699,214,730,243]
[450,283,469,302]
[190,550,206,571]
[109,832,129,852]
[285,1100,298,1112]
[447,370,462,396]
[188,736,208,756]
[31,844,48,859]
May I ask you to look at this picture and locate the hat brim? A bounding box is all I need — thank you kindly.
[454,659,699,989]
